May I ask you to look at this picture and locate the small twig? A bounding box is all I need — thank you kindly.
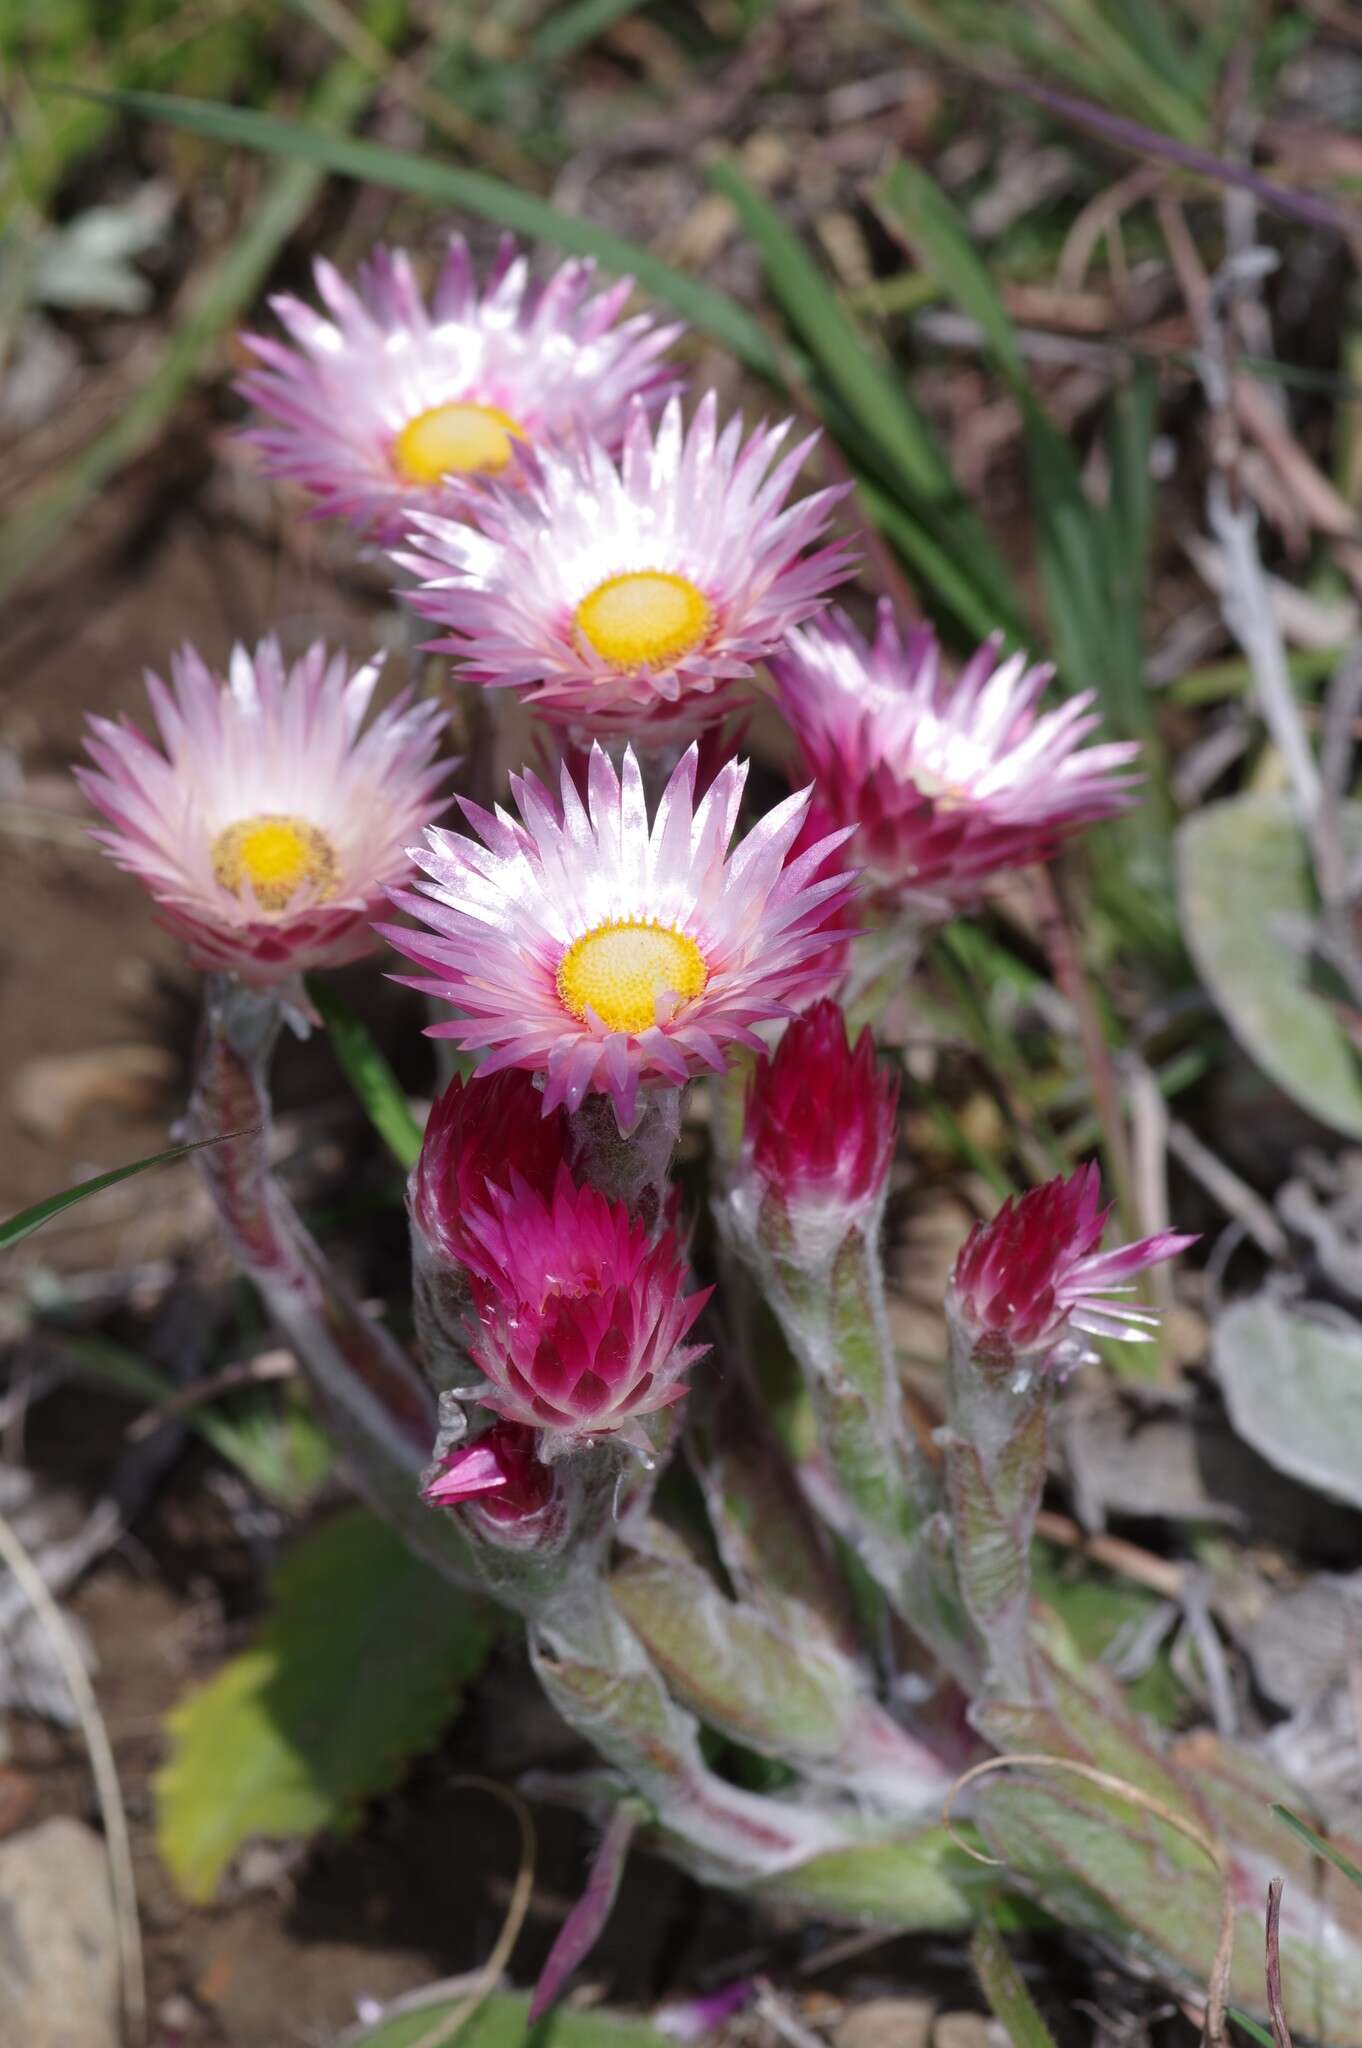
[1165,1120,1290,1261]
[0,1507,145,2048]
[1034,1509,1186,1601]
[1265,1878,1294,2048]
[125,1347,296,1440]
[942,1751,1234,2048]
[407,1778,536,2048]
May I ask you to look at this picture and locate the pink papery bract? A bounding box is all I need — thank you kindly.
[771,599,1141,916]
[77,639,448,986]
[239,235,680,542]
[381,741,858,1130]
[463,1166,710,1438]
[950,1162,1196,1361]
[747,999,898,1215]
[411,1067,567,1282]
[422,1419,554,1524]
[394,391,857,744]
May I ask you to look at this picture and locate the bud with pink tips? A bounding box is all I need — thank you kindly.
[462,1165,710,1450]
[949,1162,1197,1372]
[423,1420,554,1528]
[744,999,898,1227]
[771,600,1140,918]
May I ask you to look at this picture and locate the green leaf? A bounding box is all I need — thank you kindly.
[1178,791,1362,1138]
[971,1919,1059,2048]
[1215,1298,1362,1512]
[47,85,784,382]
[352,1989,673,2048]
[758,1825,979,1928]
[0,1131,246,1251]
[1273,1804,1362,1891]
[154,1508,495,1901]
[307,975,424,1170]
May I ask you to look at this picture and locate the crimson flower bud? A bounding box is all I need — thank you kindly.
[950,1162,1196,1368]
[422,1419,554,1525]
[746,999,898,1218]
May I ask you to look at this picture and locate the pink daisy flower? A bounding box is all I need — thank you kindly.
[461,1164,709,1442]
[238,235,680,542]
[395,391,856,744]
[383,742,857,1130]
[771,600,1141,915]
[78,639,448,988]
[950,1163,1196,1368]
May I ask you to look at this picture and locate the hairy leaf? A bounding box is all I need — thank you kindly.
[352,1990,673,2047]
[155,1508,494,1900]
[1179,792,1362,1138]
[1214,1297,1362,1510]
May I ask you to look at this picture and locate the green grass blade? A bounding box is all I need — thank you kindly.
[706,156,1023,637]
[1227,2010,1275,2047]
[306,975,424,1171]
[1272,1804,1362,1890]
[531,0,645,61]
[44,84,786,382]
[1,6,401,601]
[0,1131,246,1251]
[971,1920,1060,2048]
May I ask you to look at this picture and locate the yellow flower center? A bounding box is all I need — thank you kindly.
[574,571,712,672]
[557,919,709,1035]
[211,813,338,913]
[391,402,525,483]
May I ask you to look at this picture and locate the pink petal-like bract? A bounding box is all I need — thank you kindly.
[462,1165,710,1437]
[950,1162,1197,1362]
[422,1420,554,1524]
[746,999,898,1216]
[77,639,448,985]
[771,599,1141,915]
[410,1067,568,1282]
[395,391,857,744]
[239,235,680,542]
[382,742,858,1129]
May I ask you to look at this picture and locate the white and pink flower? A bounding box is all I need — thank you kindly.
[771,600,1140,915]
[383,742,856,1129]
[239,235,680,542]
[78,639,448,987]
[396,391,855,744]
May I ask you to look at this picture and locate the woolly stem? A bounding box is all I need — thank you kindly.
[941,1301,1049,1701]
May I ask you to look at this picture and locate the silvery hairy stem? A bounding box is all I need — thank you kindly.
[567,1084,684,1233]
[941,1295,1048,1701]
[721,1176,976,1689]
[186,974,478,1587]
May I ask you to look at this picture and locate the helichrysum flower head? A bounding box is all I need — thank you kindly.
[395,391,856,744]
[949,1163,1196,1369]
[461,1165,710,1442]
[78,639,447,986]
[422,1419,554,1524]
[745,999,898,1219]
[239,235,680,542]
[410,1067,568,1282]
[383,742,857,1130]
[771,600,1141,915]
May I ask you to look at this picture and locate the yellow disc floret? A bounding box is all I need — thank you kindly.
[557,919,708,1035]
[574,571,712,673]
[392,402,525,483]
[211,814,339,913]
